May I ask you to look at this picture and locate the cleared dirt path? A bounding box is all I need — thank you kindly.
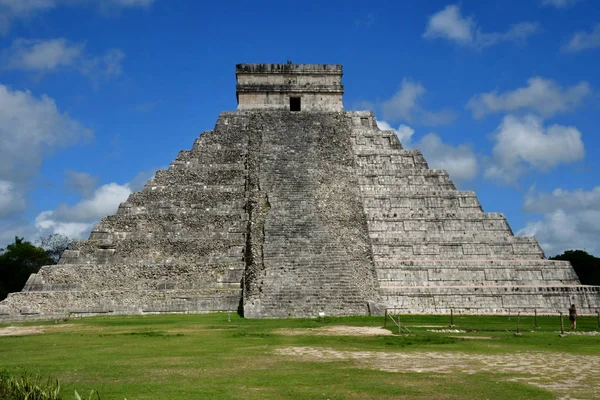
[276,346,600,399]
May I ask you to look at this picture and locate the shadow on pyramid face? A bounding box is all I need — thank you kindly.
[1,63,598,322]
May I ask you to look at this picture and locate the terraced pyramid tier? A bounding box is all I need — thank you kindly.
[1,110,599,322]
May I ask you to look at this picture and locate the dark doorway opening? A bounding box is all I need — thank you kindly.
[290,97,301,111]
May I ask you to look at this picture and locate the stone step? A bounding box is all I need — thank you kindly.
[65,238,245,265]
[151,168,245,187]
[377,266,579,286]
[122,187,245,208]
[91,216,247,238]
[375,259,572,267]
[356,167,450,177]
[367,221,511,234]
[27,263,245,289]
[0,288,242,322]
[365,211,502,220]
[378,285,600,314]
[116,200,246,216]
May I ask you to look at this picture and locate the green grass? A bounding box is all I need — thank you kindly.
[1,313,599,399]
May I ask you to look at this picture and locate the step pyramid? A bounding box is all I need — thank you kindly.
[1,63,598,322]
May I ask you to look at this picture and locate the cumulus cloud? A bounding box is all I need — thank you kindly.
[382,79,425,122]
[416,133,478,183]
[0,180,25,218]
[423,4,474,44]
[485,115,584,183]
[541,0,583,8]
[377,120,477,183]
[2,38,125,80]
[423,4,540,49]
[0,84,92,180]
[380,78,456,126]
[64,170,98,196]
[3,38,83,71]
[129,166,163,191]
[475,22,542,48]
[376,121,415,144]
[35,182,132,239]
[0,0,156,33]
[518,186,600,256]
[0,85,92,245]
[30,166,162,241]
[563,24,600,53]
[0,219,39,248]
[467,77,591,119]
[0,164,162,247]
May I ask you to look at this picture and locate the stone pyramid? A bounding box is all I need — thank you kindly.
[1,63,599,322]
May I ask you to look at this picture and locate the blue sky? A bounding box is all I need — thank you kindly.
[0,0,599,256]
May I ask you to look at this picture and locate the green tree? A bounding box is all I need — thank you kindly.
[550,249,600,286]
[0,237,56,300]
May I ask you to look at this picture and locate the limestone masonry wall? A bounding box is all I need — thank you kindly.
[0,112,252,321]
[1,65,599,321]
[236,63,343,111]
[242,112,380,318]
[347,111,599,313]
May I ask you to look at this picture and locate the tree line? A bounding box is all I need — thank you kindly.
[0,235,73,300]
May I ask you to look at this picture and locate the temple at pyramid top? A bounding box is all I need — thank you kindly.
[236,63,344,111]
[2,61,600,323]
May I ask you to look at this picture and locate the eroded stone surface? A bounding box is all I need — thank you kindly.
[1,63,598,322]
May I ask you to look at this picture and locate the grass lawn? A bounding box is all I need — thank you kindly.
[1,313,599,399]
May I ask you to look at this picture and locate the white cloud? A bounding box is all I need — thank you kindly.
[0,180,25,218]
[377,120,477,183]
[416,133,478,183]
[376,121,415,144]
[0,219,39,249]
[524,186,600,214]
[3,38,83,71]
[0,165,160,247]
[0,0,55,15]
[0,0,156,34]
[0,84,92,246]
[423,4,540,49]
[79,48,125,81]
[64,170,98,196]
[485,115,584,183]
[2,38,125,80]
[0,0,156,13]
[381,79,425,122]
[475,22,541,48]
[541,0,582,8]
[0,84,92,180]
[423,4,474,44]
[380,78,456,126]
[518,186,600,256]
[129,166,163,191]
[53,182,131,223]
[35,182,132,239]
[35,212,95,239]
[467,77,591,119]
[563,24,600,53]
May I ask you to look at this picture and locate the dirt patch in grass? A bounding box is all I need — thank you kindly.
[274,325,392,336]
[275,346,600,399]
[0,324,72,336]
